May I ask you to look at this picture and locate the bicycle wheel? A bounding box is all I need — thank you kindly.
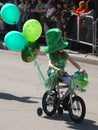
[42,91,57,116]
[69,96,86,123]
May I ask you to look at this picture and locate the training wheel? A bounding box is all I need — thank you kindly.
[37,107,43,116]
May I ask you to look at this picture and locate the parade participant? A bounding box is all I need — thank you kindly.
[44,28,86,85]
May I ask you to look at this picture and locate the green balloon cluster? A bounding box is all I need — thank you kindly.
[4,19,42,52]
[1,3,42,61]
[21,19,42,61]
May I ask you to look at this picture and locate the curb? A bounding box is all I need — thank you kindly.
[0,46,98,65]
[69,53,98,65]
[40,47,98,65]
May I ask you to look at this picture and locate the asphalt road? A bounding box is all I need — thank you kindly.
[0,50,98,130]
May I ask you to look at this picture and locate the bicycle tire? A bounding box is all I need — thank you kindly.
[69,96,86,123]
[42,91,57,116]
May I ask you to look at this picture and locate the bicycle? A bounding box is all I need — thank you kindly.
[37,71,88,123]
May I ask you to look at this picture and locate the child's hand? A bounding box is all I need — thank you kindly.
[80,68,86,73]
[57,69,64,75]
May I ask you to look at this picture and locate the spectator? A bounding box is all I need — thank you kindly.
[73,0,88,15]
[41,1,56,34]
[29,0,45,21]
[44,2,56,31]
[80,1,96,19]
[50,1,64,29]
[61,2,74,38]
[72,0,88,40]
[22,0,31,24]
[17,0,24,31]
[18,0,24,10]
[61,2,68,32]
[45,1,56,19]
[27,0,37,19]
[80,1,96,43]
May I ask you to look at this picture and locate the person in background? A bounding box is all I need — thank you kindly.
[80,1,96,19]
[27,0,37,19]
[72,0,88,42]
[61,2,75,39]
[42,1,56,34]
[22,0,31,24]
[45,1,56,20]
[73,0,88,15]
[29,0,45,21]
[17,0,24,31]
[80,1,96,43]
[50,1,64,30]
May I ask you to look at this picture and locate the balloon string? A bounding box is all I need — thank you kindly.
[34,60,45,83]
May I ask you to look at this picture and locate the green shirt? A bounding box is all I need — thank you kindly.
[48,51,69,70]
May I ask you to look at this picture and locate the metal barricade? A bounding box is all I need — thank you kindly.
[94,18,98,54]
[66,15,97,54]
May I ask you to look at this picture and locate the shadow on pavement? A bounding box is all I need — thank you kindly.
[43,113,98,130]
[0,92,39,103]
[66,118,98,130]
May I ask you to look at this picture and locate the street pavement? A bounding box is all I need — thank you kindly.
[0,47,98,130]
[0,50,98,130]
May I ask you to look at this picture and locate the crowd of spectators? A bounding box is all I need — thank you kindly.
[0,0,97,42]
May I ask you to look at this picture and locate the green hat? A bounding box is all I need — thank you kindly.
[44,28,68,53]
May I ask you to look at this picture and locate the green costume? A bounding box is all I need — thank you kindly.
[44,28,69,74]
[44,28,69,89]
[44,28,68,54]
[44,28,88,91]
[48,52,69,73]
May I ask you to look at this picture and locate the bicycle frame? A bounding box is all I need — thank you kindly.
[53,74,79,107]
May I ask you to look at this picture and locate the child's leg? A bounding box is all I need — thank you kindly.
[60,75,71,86]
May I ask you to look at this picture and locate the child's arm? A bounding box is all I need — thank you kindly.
[68,56,86,73]
[48,60,64,74]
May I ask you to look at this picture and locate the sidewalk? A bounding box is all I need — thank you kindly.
[40,46,98,65]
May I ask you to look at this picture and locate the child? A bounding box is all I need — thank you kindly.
[44,28,86,86]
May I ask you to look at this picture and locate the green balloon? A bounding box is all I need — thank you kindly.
[23,19,42,42]
[1,3,20,25]
[21,42,40,62]
[4,31,27,51]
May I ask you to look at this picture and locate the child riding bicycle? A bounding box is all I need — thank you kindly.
[37,28,88,120]
[44,28,86,87]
